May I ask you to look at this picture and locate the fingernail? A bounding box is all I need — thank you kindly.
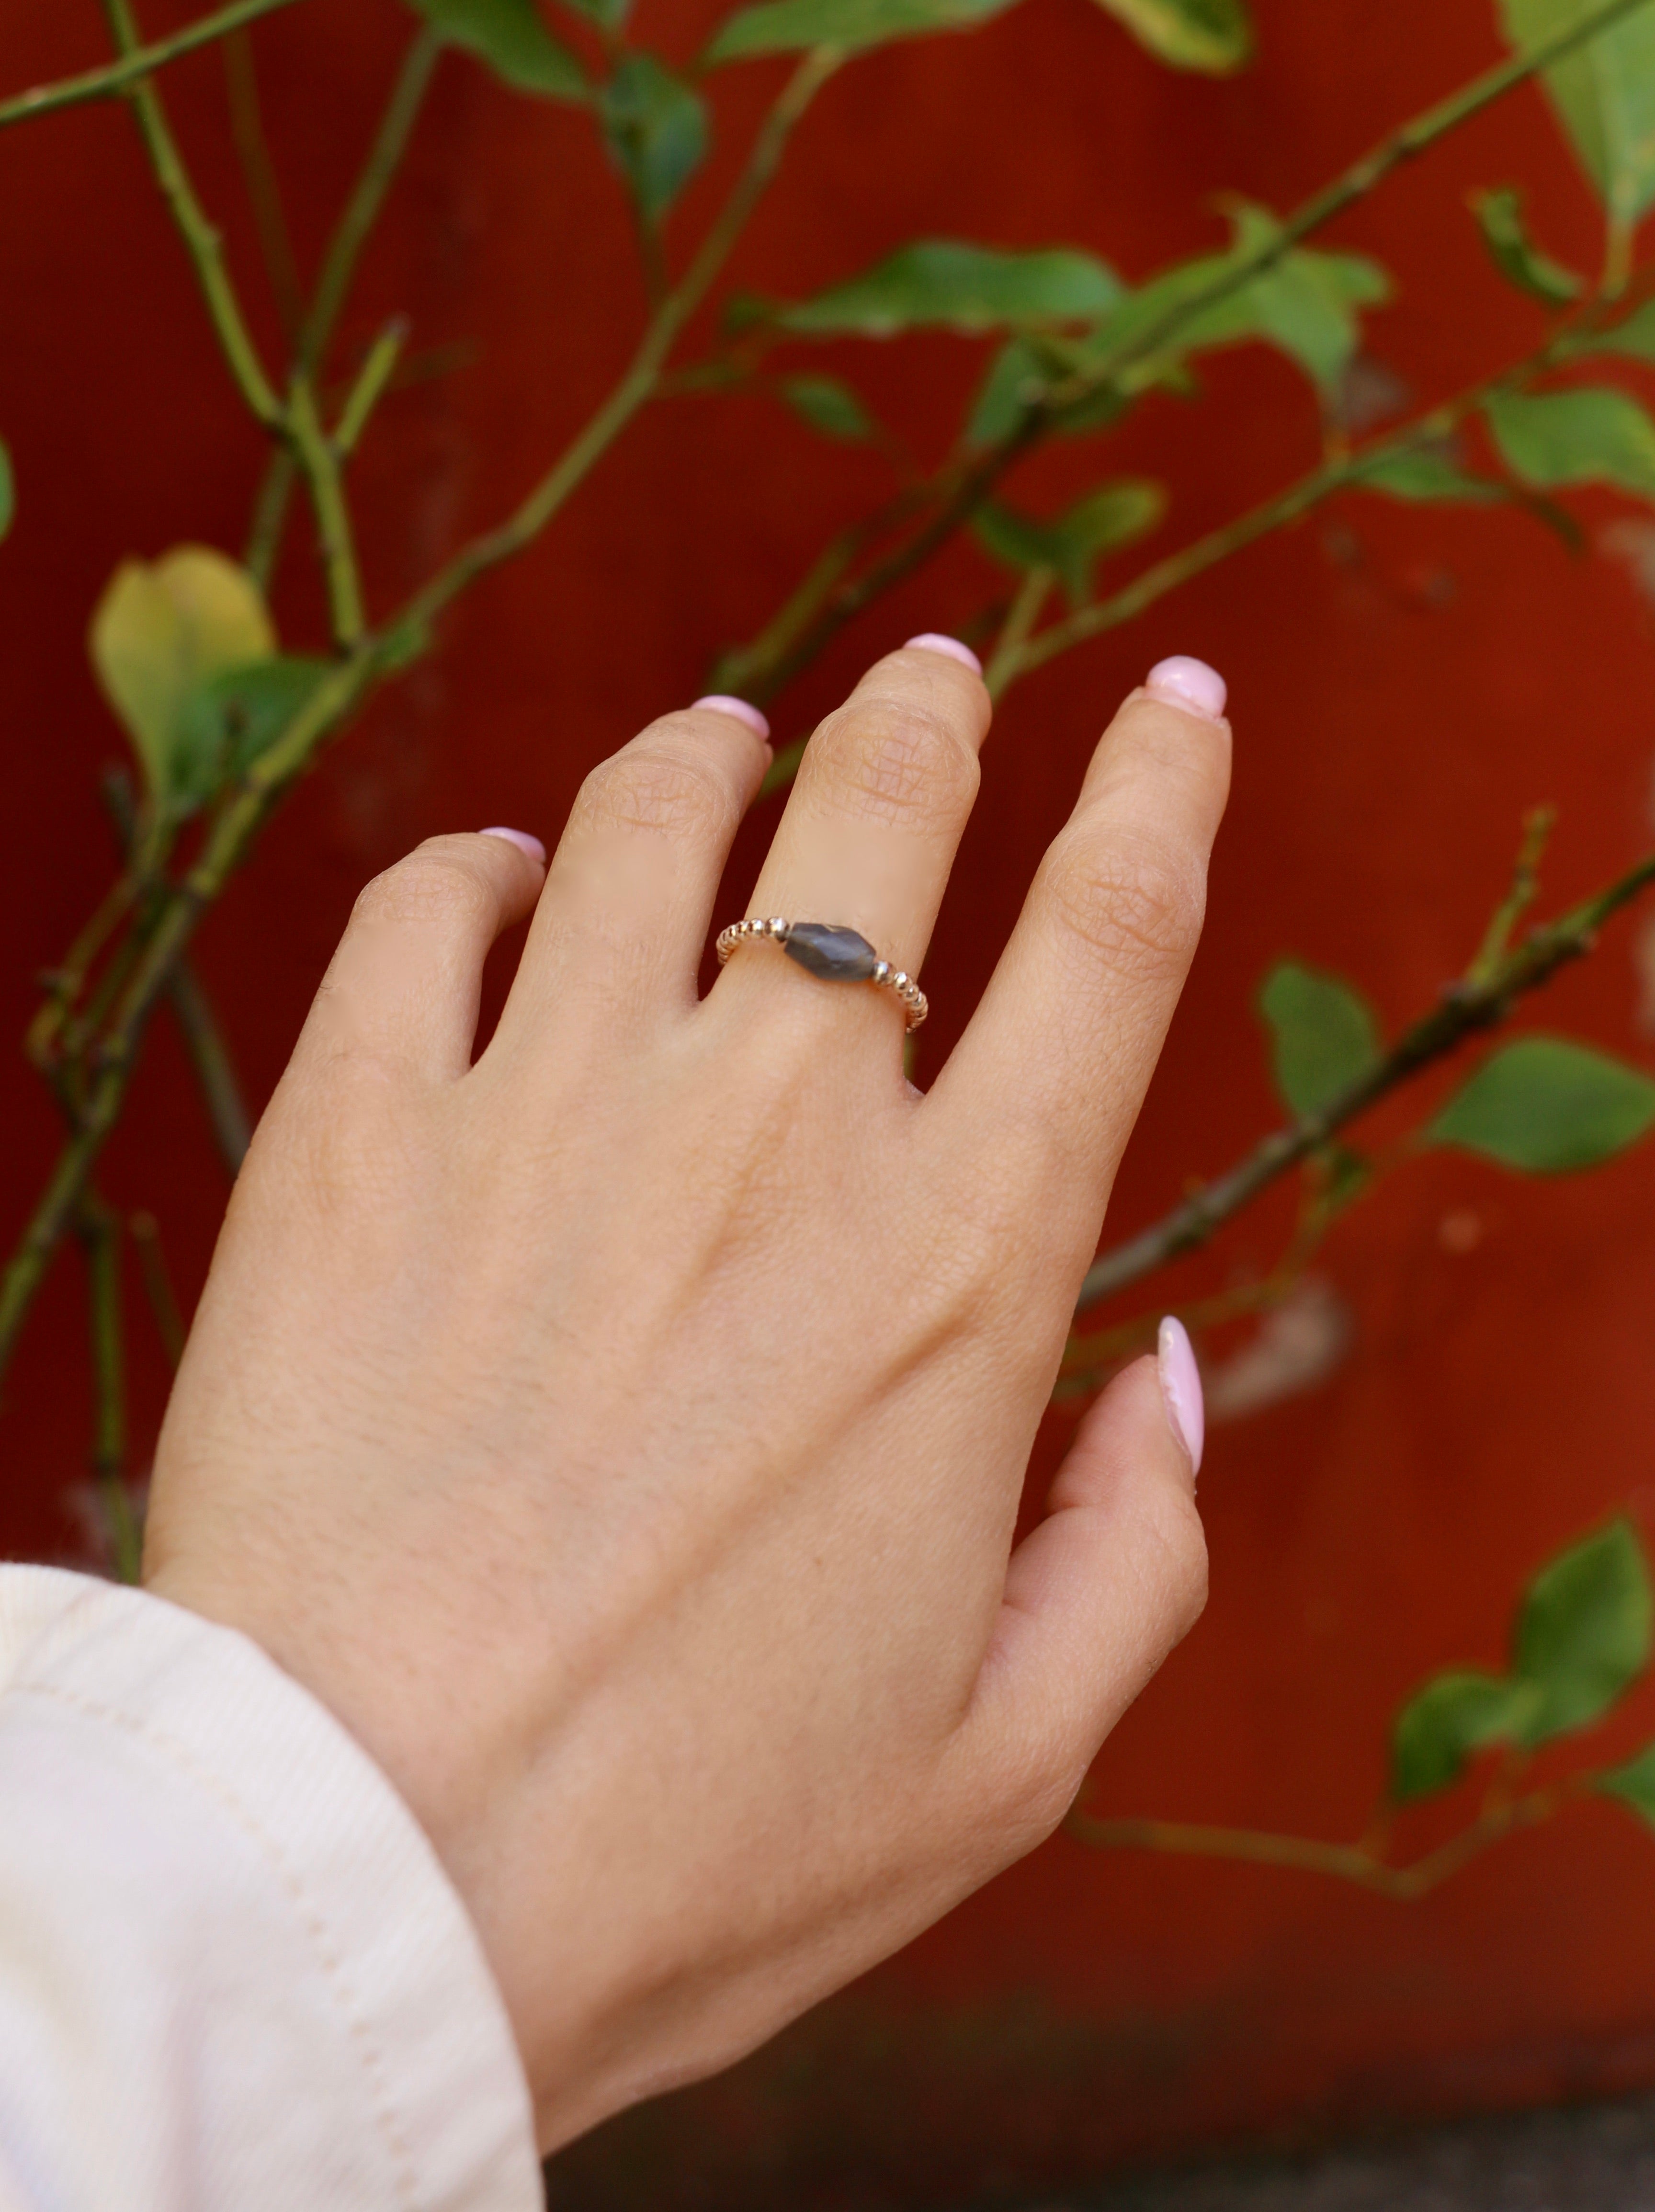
[904,633,982,675]
[479,826,546,865]
[1145,655,1227,722]
[692,695,771,742]
[1157,1316,1204,1480]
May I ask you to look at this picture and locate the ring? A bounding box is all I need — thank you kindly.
[716,918,928,1030]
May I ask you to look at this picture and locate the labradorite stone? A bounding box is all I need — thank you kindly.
[783,922,879,981]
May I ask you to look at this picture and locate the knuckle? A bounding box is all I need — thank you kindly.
[572,739,738,841]
[1040,827,1205,984]
[351,845,496,931]
[803,699,979,832]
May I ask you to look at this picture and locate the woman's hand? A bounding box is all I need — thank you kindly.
[142,640,1230,2152]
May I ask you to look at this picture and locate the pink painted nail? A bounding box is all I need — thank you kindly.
[904,633,983,675]
[1157,1315,1204,1480]
[479,827,546,865]
[692,695,771,741]
[1145,655,1227,722]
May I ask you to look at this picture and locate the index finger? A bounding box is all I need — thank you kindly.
[927,661,1231,1224]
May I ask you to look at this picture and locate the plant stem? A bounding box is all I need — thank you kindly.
[723,0,1655,707]
[334,317,409,455]
[1066,1780,1573,1901]
[392,47,842,652]
[1076,845,1655,1312]
[0,0,306,130]
[99,0,284,428]
[166,964,252,1175]
[76,1197,141,1584]
[128,1210,187,1368]
[243,26,442,576]
[997,265,1655,692]
[300,27,443,384]
[981,564,1054,693]
[222,25,305,345]
[0,55,842,1384]
[288,375,366,645]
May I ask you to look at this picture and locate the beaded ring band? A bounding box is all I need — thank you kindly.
[715,918,928,1031]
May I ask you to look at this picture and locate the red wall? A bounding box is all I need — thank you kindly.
[7,1,1655,2203]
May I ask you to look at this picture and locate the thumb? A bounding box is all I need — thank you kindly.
[962,1323,1209,1823]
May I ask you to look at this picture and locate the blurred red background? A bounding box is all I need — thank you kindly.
[7,0,1655,2203]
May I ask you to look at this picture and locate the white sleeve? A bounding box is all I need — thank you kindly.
[0,1564,542,2212]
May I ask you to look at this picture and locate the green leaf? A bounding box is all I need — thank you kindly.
[170,656,332,816]
[560,0,629,25]
[1469,186,1584,307]
[598,55,707,223]
[407,0,587,99]
[1258,959,1383,1118]
[0,442,12,541]
[1591,298,1655,360]
[1429,1035,1655,1174]
[1500,0,1655,225]
[1485,386,1655,501]
[1091,201,1390,398]
[1390,1670,1532,1802]
[1092,0,1252,72]
[974,479,1165,604]
[778,374,874,440]
[704,0,1018,59]
[1353,445,1508,503]
[768,240,1122,338]
[89,546,278,806]
[1512,1518,1653,1743]
[1598,1739,1655,1825]
[963,335,1132,445]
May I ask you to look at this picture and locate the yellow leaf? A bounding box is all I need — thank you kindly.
[89,546,276,801]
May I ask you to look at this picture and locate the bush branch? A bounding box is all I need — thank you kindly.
[1077,845,1655,1312]
[0,0,306,130]
[99,0,284,428]
[724,0,1655,707]
[0,51,843,1382]
[1066,1779,1578,1901]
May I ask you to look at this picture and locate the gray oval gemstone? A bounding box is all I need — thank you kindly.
[783,922,879,981]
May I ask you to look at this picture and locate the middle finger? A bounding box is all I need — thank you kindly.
[716,638,991,1040]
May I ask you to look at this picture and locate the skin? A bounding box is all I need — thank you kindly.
[142,643,1232,2153]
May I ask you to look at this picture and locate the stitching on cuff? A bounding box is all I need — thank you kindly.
[11,1677,424,2212]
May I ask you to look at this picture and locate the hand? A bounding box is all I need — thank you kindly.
[142,640,1230,2151]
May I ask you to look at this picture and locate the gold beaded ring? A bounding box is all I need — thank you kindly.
[715,918,928,1031]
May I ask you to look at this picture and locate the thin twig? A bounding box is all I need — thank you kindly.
[243,24,444,583]
[388,47,842,654]
[128,1211,188,1368]
[222,25,305,344]
[287,374,366,645]
[1066,1780,1575,1901]
[75,1197,141,1584]
[99,0,284,428]
[723,0,1655,707]
[0,0,306,130]
[1077,846,1655,1311]
[1469,804,1555,984]
[166,965,253,1176]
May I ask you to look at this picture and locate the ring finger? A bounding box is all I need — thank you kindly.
[718,637,992,1040]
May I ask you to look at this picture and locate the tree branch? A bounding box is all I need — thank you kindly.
[1077,845,1655,1313]
[0,0,306,131]
[1065,1782,1573,1901]
[75,1197,141,1584]
[98,0,284,428]
[388,46,841,653]
[721,0,1655,710]
[0,52,845,1381]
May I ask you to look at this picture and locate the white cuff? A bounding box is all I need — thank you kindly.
[0,1565,541,2212]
